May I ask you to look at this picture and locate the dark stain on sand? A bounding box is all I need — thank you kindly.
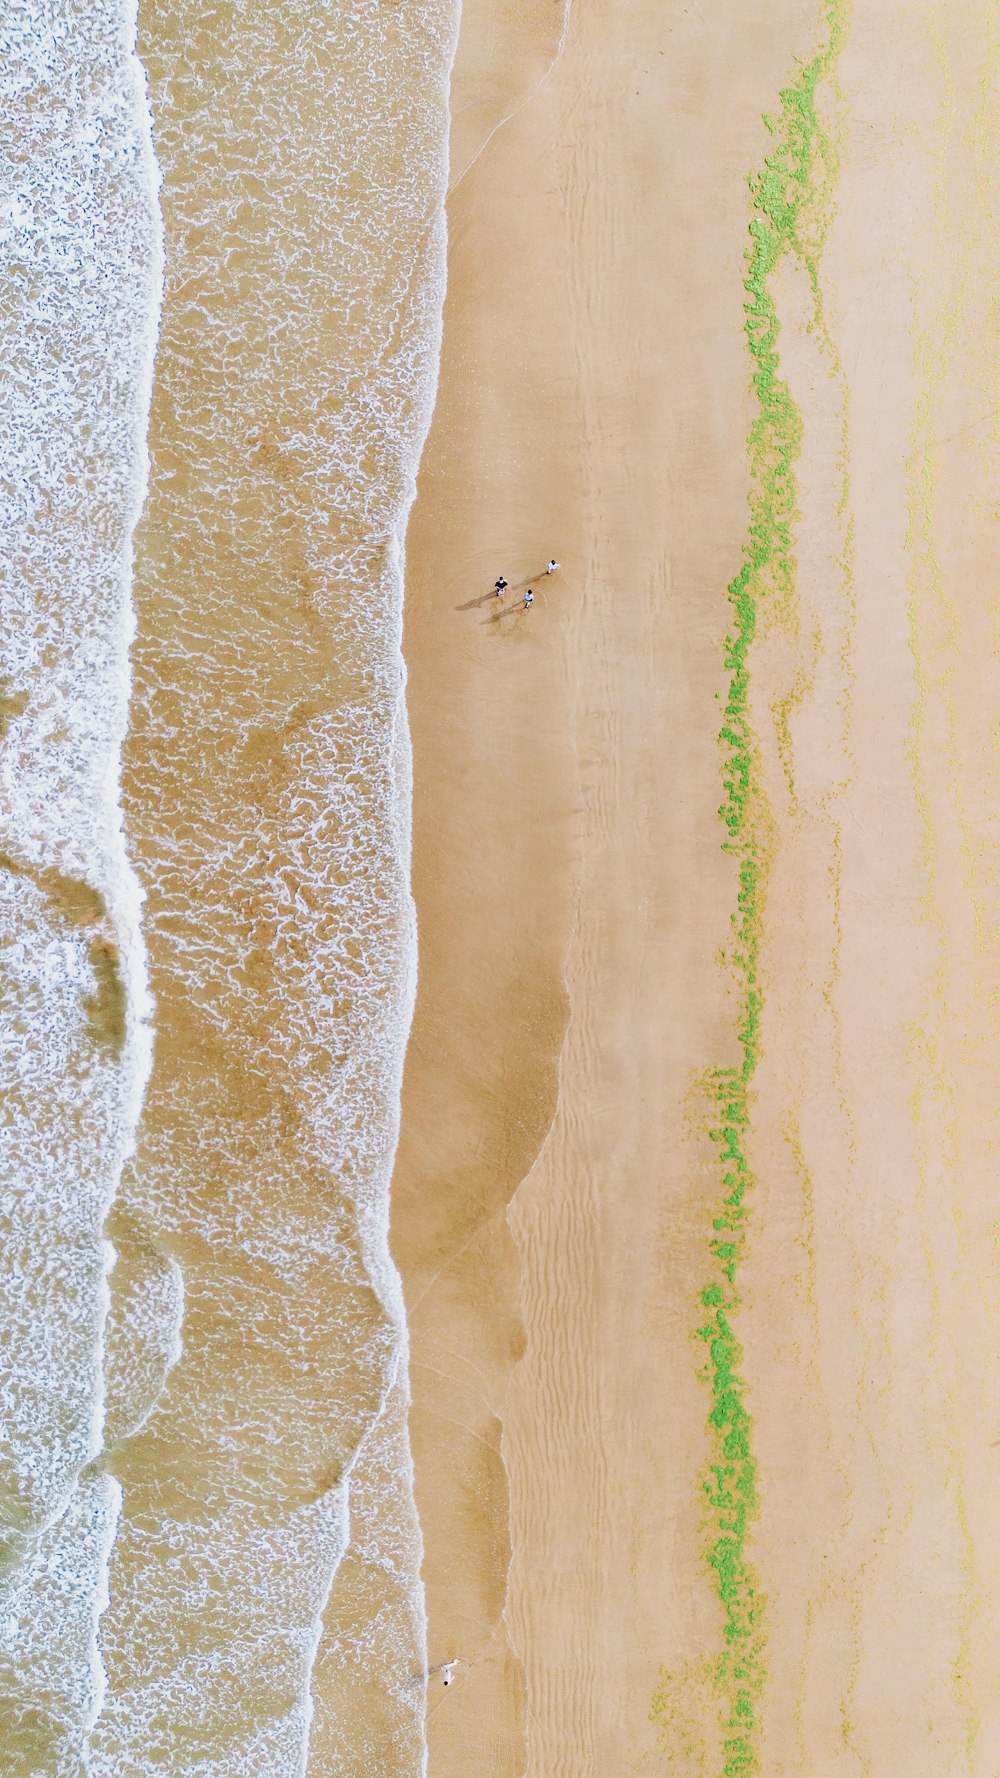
[0,851,122,1048]
[84,937,127,1056]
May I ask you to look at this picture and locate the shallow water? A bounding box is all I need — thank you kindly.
[0,0,458,1770]
[0,1,158,1765]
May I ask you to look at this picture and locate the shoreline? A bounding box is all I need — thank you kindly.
[392,4,581,1768]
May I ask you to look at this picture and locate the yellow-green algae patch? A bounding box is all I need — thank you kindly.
[657,7,849,1774]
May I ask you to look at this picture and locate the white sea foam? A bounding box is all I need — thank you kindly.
[7,0,459,1759]
[87,1482,352,1778]
[83,0,459,1773]
[0,1472,122,1775]
[0,0,161,1762]
[309,1366,428,1778]
[102,1235,184,1446]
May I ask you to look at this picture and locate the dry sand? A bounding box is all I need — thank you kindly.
[394,0,1000,1774]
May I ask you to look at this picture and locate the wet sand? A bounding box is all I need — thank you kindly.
[395,0,1000,1773]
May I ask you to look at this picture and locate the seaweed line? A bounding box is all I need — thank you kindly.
[685,6,848,1772]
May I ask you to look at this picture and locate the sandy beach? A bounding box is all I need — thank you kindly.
[9,0,1000,1770]
[394,0,1000,1773]
[395,0,813,1768]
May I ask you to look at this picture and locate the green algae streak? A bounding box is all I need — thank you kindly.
[668,7,848,1774]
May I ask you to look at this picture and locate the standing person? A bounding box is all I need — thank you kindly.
[495,575,508,596]
[545,559,559,574]
[524,588,534,607]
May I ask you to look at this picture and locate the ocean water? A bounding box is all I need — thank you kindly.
[0,0,458,1772]
[0,1,159,1766]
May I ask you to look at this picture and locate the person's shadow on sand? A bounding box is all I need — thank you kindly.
[485,600,539,628]
[456,570,551,612]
